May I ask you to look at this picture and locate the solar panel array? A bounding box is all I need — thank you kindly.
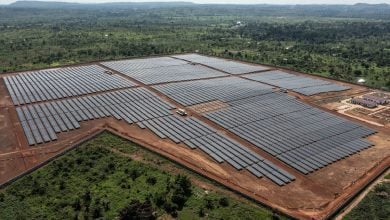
[101,62,227,84]
[242,70,350,95]
[4,65,136,106]
[293,84,352,96]
[6,55,371,185]
[138,115,295,185]
[101,57,188,71]
[203,93,376,174]
[172,54,271,74]
[153,77,274,106]
[8,70,294,185]
[15,88,175,146]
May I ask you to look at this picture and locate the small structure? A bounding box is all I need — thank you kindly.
[362,95,388,105]
[104,70,113,75]
[280,88,288,93]
[351,97,377,108]
[176,108,187,116]
[357,78,366,84]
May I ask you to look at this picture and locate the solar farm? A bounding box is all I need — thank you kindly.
[0,54,389,219]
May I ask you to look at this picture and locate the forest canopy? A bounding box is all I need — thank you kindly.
[0,2,389,90]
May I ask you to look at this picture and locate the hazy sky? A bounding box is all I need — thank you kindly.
[1,0,390,5]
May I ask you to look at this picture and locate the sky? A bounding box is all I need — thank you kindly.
[1,0,389,5]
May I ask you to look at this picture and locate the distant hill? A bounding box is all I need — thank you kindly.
[4,1,390,20]
[8,1,195,9]
[7,1,390,9]
[9,1,79,8]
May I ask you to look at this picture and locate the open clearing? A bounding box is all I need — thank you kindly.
[0,54,389,219]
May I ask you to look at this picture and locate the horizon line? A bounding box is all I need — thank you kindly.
[2,1,390,5]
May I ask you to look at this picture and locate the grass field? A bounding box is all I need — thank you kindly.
[0,131,285,219]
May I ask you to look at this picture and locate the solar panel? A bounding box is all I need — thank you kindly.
[203,93,376,174]
[153,77,274,106]
[136,114,295,185]
[172,54,271,74]
[21,121,36,145]
[4,65,137,106]
[102,60,227,84]
[242,70,351,95]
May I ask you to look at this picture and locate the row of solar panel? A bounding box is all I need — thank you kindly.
[202,94,376,174]
[4,65,136,106]
[153,77,274,106]
[15,88,175,145]
[243,70,329,88]
[138,115,216,142]
[138,115,295,185]
[230,122,374,156]
[210,115,331,155]
[214,95,374,136]
[277,138,373,174]
[154,77,270,95]
[172,54,271,75]
[227,91,296,106]
[173,54,229,64]
[242,70,350,95]
[101,62,227,85]
[101,56,188,71]
[186,134,295,186]
[293,84,351,96]
[205,95,311,128]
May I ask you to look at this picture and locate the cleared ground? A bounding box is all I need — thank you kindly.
[0,54,389,219]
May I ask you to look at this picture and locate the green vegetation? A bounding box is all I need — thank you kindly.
[344,180,390,220]
[0,3,389,90]
[386,173,390,179]
[0,132,283,219]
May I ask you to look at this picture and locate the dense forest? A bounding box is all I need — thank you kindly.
[0,2,389,89]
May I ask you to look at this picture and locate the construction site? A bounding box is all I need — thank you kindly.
[0,54,389,219]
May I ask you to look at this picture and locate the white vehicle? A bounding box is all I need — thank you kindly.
[176,108,187,116]
[104,70,113,75]
[280,88,288,93]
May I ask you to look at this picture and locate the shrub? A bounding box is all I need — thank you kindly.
[152,192,166,207]
[59,180,66,190]
[204,198,214,210]
[81,190,92,204]
[163,201,178,214]
[218,197,229,207]
[173,175,192,196]
[146,176,157,185]
[72,197,81,211]
[90,198,103,219]
[272,212,281,220]
[198,207,205,217]
[129,169,142,180]
[31,183,46,196]
[118,200,155,220]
